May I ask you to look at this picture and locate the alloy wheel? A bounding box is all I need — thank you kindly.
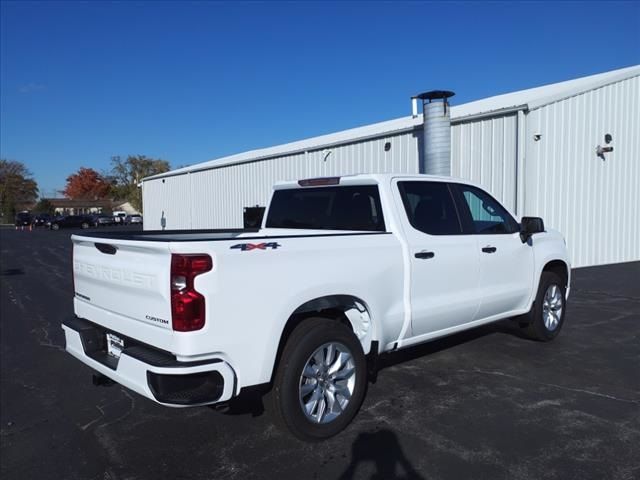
[542,284,563,331]
[298,342,356,424]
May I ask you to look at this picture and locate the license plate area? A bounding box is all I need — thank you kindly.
[106,332,124,358]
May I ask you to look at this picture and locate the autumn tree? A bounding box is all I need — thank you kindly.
[63,167,111,199]
[109,155,170,212]
[0,159,39,220]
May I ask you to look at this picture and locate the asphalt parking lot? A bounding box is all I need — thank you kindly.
[1,227,639,480]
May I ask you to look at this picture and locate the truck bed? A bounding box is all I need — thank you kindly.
[73,228,258,242]
[74,228,390,242]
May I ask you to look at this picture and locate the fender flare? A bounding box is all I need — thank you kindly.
[290,295,376,355]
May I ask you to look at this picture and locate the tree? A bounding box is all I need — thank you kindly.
[33,198,55,215]
[0,159,39,219]
[109,155,170,212]
[63,167,111,199]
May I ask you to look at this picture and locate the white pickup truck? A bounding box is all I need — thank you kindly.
[63,173,570,440]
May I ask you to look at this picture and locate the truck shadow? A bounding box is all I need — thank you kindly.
[215,320,527,417]
[1,268,25,276]
[376,319,527,373]
[211,385,267,417]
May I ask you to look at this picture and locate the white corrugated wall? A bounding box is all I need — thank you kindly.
[142,132,420,230]
[523,75,640,268]
[189,152,308,229]
[451,114,518,211]
[142,173,192,229]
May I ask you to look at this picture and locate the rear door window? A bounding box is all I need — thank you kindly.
[397,181,463,235]
[266,185,385,231]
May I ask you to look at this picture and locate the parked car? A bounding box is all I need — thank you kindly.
[112,211,127,225]
[15,211,33,227]
[64,173,570,440]
[49,215,94,230]
[33,213,52,227]
[124,214,143,225]
[90,214,115,227]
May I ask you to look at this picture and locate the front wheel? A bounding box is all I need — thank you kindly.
[81,222,89,229]
[51,223,60,231]
[521,272,567,341]
[272,317,367,441]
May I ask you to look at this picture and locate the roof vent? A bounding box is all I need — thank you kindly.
[412,90,455,175]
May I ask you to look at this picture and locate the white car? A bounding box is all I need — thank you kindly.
[63,173,570,440]
[125,214,143,225]
[112,211,127,224]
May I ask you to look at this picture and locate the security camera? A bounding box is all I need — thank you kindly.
[596,133,614,160]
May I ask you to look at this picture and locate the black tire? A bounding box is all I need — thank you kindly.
[51,223,60,231]
[272,317,367,441]
[521,271,567,341]
[81,222,89,229]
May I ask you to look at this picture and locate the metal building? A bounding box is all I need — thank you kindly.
[142,65,640,268]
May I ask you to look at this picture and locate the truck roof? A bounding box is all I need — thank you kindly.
[273,173,477,190]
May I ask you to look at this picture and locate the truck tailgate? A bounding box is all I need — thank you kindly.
[72,235,172,330]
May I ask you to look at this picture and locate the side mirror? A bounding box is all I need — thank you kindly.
[520,216,545,243]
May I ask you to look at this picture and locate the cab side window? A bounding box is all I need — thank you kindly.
[457,185,519,234]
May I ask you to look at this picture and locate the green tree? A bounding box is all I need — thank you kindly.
[109,155,170,212]
[0,159,39,220]
[33,198,55,215]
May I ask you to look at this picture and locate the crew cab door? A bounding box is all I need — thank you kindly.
[452,184,534,320]
[394,180,481,337]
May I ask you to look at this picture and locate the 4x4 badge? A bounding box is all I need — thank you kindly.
[230,242,281,251]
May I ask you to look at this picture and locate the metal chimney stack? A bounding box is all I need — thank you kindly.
[413,90,455,175]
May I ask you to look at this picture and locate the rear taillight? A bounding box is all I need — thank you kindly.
[170,254,212,332]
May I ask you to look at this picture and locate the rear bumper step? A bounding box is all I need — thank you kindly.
[62,317,236,406]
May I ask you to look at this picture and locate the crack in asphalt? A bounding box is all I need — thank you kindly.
[572,289,640,303]
[34,323,65,351]
[79,389,137,432]
[456,368,640,405]
[74,389,138,471]
[569,312,638,329]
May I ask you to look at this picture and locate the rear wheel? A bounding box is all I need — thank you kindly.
[81,222,89,229]
[521,272,566,341]
[272,317,367,441]
[51,223,60,231]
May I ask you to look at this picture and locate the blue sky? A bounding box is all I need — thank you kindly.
[1,1,639,196]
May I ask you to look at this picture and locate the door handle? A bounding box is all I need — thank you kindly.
[481,246,497,253]
[415,251,435,259]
